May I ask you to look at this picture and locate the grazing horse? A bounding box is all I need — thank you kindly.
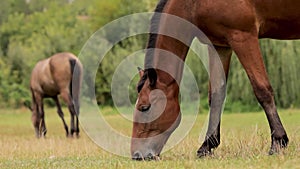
[131,0,300,160]
[29,52,82,138]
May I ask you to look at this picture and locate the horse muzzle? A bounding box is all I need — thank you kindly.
[132,151,160,161]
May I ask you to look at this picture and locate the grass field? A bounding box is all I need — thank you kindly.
[0,107,299,169]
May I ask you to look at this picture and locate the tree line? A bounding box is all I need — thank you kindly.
[0,0,299,112]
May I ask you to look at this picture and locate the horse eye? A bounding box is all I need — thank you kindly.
[140,104,151,113]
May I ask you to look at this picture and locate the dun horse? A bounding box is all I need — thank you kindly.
[132,0,300,160]
[29,52,82,138]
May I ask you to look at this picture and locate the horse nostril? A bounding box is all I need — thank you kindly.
[144,152,160,161]
[132,151,143,161]
[144,152,155,161]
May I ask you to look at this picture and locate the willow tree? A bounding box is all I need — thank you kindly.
[261,39,300,108]
[226,40,300,110]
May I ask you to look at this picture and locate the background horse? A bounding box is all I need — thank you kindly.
[131,0,300,160]
[29,52,82,138]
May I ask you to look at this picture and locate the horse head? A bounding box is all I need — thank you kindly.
[131,68,181,160]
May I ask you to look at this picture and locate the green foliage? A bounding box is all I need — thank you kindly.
[0,1,11,24]
[88,0,147,31]
[261,40,300,108]
[0,0,91,107]
[95,37,144,105]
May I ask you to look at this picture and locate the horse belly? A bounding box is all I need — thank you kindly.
[259,20,300,39]
[253,0,300,39]
[41,82,59,97]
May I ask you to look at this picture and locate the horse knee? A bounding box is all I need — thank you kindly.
[68,105,76,116]
[57,109,64,118]
[209,84,226,108]
[32,113,40,127]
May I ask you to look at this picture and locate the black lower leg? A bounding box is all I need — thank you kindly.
[58,110,69,137]
[75,116,80,137]
[257,92,289,155]
[197,123,220,157]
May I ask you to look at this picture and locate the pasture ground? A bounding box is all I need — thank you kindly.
[0,107,299,169]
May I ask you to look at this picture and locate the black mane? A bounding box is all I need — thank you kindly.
[146,0,169,49]
[139,0,168,92]
[145,0,168,69]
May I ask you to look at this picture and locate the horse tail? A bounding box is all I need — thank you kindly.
[69,58,82,116]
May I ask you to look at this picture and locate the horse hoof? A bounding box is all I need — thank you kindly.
[76,134,80,139]
[67,133,74,138]
[269,135,289,155]
[268,149,275,155]
[197,147,212,158]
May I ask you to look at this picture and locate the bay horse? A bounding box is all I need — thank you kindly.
[131,0,300,160]
[29,52,82,138]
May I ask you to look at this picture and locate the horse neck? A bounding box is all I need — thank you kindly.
[152,35,190,86]
[145,1,197,86]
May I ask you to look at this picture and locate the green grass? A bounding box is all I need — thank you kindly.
[0,108,299,168]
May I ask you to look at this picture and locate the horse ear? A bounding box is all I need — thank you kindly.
[137,67,144,77]
[147,68,157,88]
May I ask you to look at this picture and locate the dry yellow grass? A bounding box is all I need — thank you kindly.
[0,107,299,168]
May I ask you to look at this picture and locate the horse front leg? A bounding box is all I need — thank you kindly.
[31,91,45,138]
[40,103,47,137]
[197,46,232,157]
[230,32,288,155]
[32,104,41,138]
